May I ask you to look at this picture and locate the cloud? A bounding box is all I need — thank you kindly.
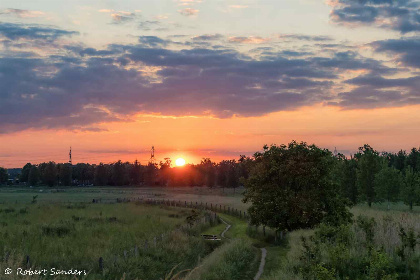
[228,36,271,44]
[0,8,45,18]
[191,34,223,41]
[139,20,162,30]
[111,12,136,24]
[138,36,171,47]
[278,34,333,41]
[328,0,420,33]
[1,25,416,134]
[371,37,420,68]
[329,85,420,109]
[98,9,138,24]
[178,8,199,16]
[0,22,78,41]
[176,0,202,6]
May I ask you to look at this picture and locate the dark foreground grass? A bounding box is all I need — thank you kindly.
[183,239,258,280]
[0,202,219,279]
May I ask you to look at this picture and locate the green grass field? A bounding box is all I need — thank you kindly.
[0,186,418,280]
[0,201,221,280]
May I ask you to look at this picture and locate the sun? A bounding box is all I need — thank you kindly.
[175,158,186,166]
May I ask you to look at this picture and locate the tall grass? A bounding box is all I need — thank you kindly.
[184,239,258,280]
[264,206,419,280]
[0,203,219,279]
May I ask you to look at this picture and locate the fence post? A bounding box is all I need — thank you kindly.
[99,257,104,272]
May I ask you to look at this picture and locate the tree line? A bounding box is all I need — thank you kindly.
[13,157,252,192]
[333,144,420,210]
[243,141,420,236]
[1,142,419,210]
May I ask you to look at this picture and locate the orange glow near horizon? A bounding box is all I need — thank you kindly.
[0,104,419,168]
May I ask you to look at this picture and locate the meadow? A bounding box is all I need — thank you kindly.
[0,186,419,280]
[0,199,221,280]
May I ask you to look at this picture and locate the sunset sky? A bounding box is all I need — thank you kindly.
[0,0,419,168]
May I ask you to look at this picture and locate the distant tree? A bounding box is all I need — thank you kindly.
[356,144,381,207]
[374,163,402,210]
[393,150,407,172]
[217,160,229,191]
[243,141,352,232]
[201,158,216,188]
[58,163,72,186]
[129,160,143,185]
[94,163,108,186]
[28,165,39,186]
[111,160,127,186]
[159,158,172,186]
[43,162,57,187]
[342,157,358,205]
[20,163,32,183]
[74,163,94,185]
[332,154,358,205]
[0,167,8,185]
[226,160,239,193]
[407,148,420,172]
[401,167,420,211]
[238,155,253,182]
[144,162,158,186]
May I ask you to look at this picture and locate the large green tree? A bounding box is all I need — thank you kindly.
[374,163,402,210]
[401,167,420,211]
[243,141,352,232]
[356,144,381,207]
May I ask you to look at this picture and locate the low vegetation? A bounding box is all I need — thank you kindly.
[184,239,258,280]
[0,202,219,279]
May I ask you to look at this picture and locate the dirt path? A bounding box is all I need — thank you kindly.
[218,215,267,279]
[219,216,231,238]
[253,248,267,280]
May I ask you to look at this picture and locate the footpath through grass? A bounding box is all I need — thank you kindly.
[194,212,288,280]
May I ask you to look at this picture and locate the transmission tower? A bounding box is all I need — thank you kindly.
[333,147,338,157]
[150,146,155,164]
[69,147,72,165]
